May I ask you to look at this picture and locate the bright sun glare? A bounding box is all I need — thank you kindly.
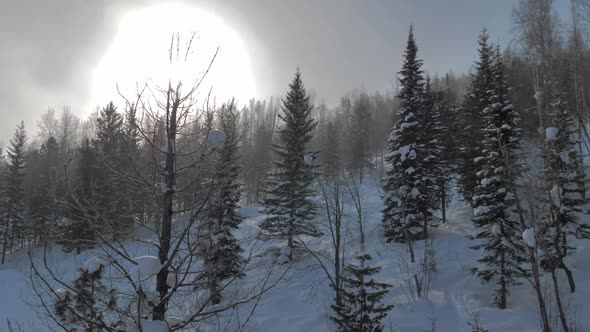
[90,4,256,110]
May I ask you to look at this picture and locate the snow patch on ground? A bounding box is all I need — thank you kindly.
[1,179,590,331]
[82,256,104,273]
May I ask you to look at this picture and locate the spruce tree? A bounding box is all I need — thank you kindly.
[470,48,527,309]
[321,119,342,178]
[421,77,446,228]
[350,93,372,183]
[199,102,245,305]
[539,85,588,289]
[260,69,320,261]
[30,136,60,244]
[121,105,143,223]
[1,121,27,260]
[58,138,99,254]
[93,102,133,238]
[382,27,432,244]
[54,259,121,330]
[331,251,393,332]
[435,82,459,223]
[457,29,495,202]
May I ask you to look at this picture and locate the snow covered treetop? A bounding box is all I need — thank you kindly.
[206,129,226,150]
[545,127,558,140]
[82,257,105,274]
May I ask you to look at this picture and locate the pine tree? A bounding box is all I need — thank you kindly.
[1,122,27,261]
[457,29,496,202]
[382,27,431,245]
[54,259,121,331]
[470,48,527,309]
[260,69,320,261]
[199,102,245,305]
[331,251,393,332]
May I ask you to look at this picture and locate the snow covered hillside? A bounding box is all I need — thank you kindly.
[1,179,589,331]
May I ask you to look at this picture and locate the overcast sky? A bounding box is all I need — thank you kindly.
[0,0,571,145]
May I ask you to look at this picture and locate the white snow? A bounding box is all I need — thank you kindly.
[534,90,542,101]
[474,205,492,216]
[522,228,536,248]
[140,320,168,332]
[156,182,169,193]
[559,151,570,163]
[550,184,563,207]
[279,246,290,255]
[277,254,290,264]
[565,192,584,201]
[401,121,417,129]
[480,177,493,187]
[397,145,411,161]
[145,289,160,305]
[82,256,104,273]
[166,272,177,287]
[3,180,590,331]
[55,288,68,300]
[276,246,291,264]
[491,223,501,235]
[206,129,226,150]
[303,154,313,166]
[135,256,163,279]
[545,127,559,140]
[166,316,185,327]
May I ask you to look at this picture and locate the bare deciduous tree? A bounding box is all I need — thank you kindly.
[28,33,286,332]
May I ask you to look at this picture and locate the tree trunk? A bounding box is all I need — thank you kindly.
[209,278,221,305]
[441,180,446,224]
[500,249,507,309]
[414,274,422,299]
[559,262,576,293]
[359,164,363,184]
[530,250,551,332]
[1,202,12,264]
[334,215,342,308]
[552,270,570,332]
[153,90,178,321]
[510,161,551,328]
[287,216,294,261]
[406,232,415,264]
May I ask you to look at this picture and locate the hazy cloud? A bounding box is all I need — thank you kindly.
[0,0,524,144]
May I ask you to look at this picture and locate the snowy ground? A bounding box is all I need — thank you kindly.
[1,178,589,331]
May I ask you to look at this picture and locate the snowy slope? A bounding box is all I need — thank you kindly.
[1,178,590,331]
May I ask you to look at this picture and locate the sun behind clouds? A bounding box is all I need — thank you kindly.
[90,3,256,110]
